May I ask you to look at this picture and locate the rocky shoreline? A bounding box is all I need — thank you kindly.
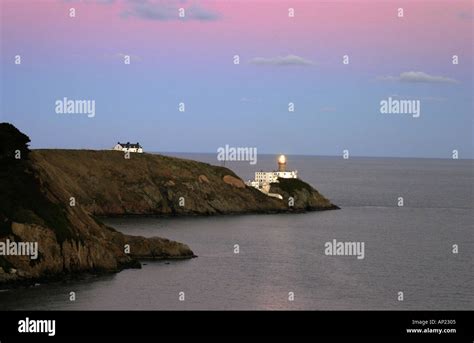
[0,123,338,286]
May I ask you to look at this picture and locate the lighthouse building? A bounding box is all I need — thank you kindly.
[248,155,298,190]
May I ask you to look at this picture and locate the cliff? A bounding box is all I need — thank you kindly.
[30,150,338,215]
[0,123,337,285]
[269,178,338,211]
[0,124,194,285]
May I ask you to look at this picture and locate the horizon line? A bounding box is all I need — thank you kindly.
[157,151,474,161]
[31,148,474,161]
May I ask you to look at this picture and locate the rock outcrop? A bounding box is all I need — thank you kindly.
[0,124,194,285]
[0,123,338,285]
[269,178,339,211]
[30,149,337,216]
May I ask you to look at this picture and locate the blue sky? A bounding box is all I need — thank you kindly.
[1,0,472,158]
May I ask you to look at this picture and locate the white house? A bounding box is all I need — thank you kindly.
[247,155,298,191]
[254,170,298,184]
[113,142,143,153]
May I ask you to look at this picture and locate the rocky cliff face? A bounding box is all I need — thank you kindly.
[0,123,337,285]
[30,149,338,216]
[0,217,194,284]
[0,124,194,285]
[269,178,339,211]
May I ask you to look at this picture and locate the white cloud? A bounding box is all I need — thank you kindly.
[122,0,220,21]
[378,71,458,84]
[62,0,116,4]
[249,55,315,66]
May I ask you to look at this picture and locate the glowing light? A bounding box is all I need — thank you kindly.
[278,155,286,164]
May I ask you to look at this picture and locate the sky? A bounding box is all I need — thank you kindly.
[1,0,473,158]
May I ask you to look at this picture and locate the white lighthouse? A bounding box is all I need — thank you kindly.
[278,154,287,172]
[247,154,298,191]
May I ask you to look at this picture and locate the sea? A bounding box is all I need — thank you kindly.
[0,154,472,310]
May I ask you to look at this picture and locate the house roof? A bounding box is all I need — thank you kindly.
[117,142,142,148]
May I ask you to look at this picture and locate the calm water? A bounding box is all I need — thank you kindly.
[1,155,473,310]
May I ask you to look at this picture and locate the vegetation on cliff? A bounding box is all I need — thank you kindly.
[270,178,339,211]
[0,123,194,285]
[0,124,74,243]
[0,123,337,284]
[30,150,337,216]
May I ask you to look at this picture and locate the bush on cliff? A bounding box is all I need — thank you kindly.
[0,123,72,243]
